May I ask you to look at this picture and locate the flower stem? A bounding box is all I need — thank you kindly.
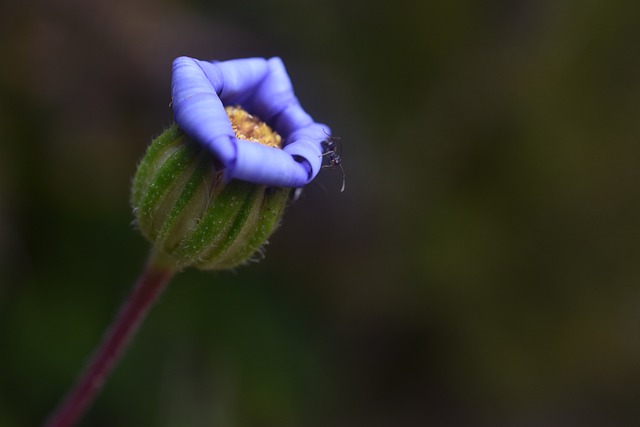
[43,251,176,427]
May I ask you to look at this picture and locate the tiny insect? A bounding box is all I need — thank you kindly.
[320,133,346,192]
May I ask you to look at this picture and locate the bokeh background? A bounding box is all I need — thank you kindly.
[2,0,640,426]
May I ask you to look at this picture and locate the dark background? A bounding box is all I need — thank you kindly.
[2,0,640,426]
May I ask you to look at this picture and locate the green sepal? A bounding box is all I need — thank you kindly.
[131,125,290,271]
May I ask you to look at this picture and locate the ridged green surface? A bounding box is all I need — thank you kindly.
[213,186,289,269]
[131,125,289,270]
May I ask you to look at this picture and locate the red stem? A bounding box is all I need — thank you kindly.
[43,254,175,427]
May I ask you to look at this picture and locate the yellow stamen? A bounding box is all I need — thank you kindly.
[225,106,282,149]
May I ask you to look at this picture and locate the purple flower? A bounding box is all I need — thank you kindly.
[171,56,330,188]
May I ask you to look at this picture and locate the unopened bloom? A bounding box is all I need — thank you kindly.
[44,58,335,427]
[131,57,331,270]
[171,56,330,187]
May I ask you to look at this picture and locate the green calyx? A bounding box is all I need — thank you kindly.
[131,115,290,271]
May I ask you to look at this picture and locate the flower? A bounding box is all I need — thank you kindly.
[171,56,330,188]
[131,57,334,270]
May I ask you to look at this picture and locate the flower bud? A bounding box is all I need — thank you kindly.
[131,107,290,270]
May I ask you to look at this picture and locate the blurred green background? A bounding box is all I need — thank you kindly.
[2,0,640,426]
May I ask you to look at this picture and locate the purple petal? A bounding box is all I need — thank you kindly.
[245,57,299,124]
[273,102,315,138]
[231,122,329,187]
[214,58,270,105]
[171,56,237,168]
[284,123,329,180]
[233,139,311,187]
[171,56,332,187]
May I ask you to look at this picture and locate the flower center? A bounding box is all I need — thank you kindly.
[225,106,282,149]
